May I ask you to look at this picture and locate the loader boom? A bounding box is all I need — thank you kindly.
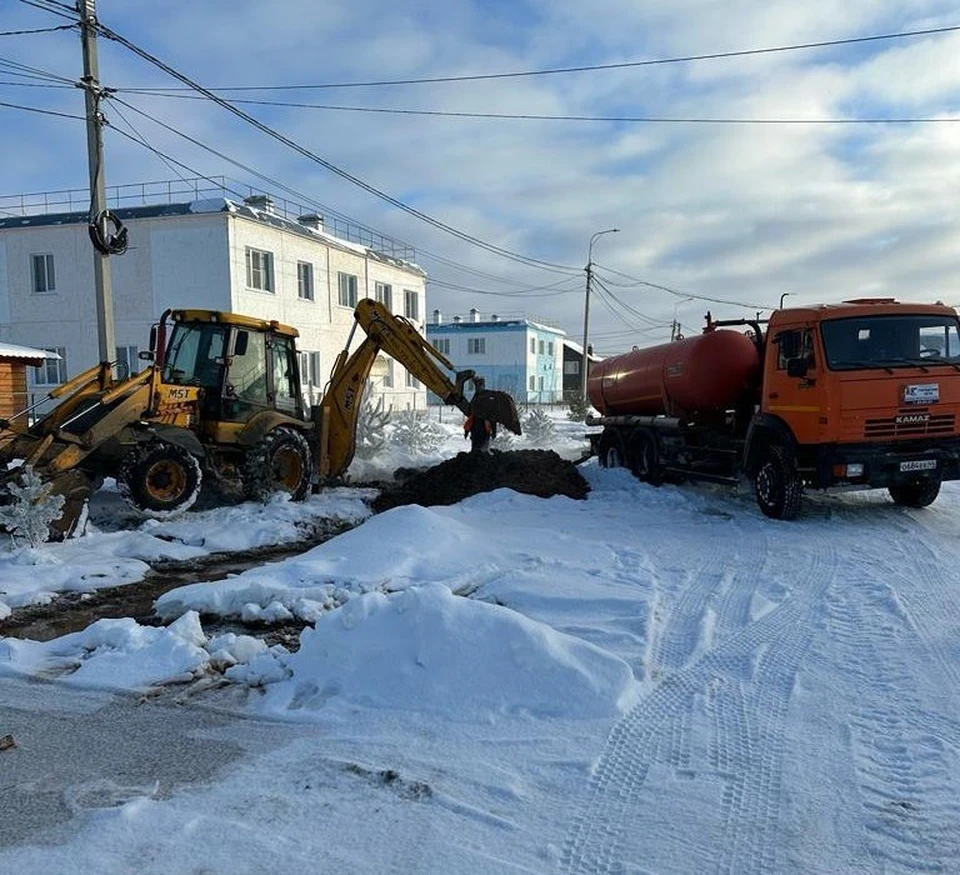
[318,298,521,478]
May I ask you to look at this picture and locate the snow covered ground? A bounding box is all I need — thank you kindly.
[3,410,960,873]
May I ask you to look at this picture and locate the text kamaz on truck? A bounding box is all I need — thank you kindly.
[586,298,960,519]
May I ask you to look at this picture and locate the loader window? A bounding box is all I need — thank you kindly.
[270,336,301,416]
[163,323,228,389]
[223,330,268,419]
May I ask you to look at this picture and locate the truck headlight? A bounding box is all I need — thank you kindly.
[846,463,864,478]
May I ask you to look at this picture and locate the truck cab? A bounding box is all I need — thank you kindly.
[760,298,960,500]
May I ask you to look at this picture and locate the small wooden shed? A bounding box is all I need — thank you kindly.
[0,343,60,421]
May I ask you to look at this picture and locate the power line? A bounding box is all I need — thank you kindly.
[0,56,76,85]
[15,0,77,23]
[96,24,579,276]
[115,91,960,125]
[0,98,83,120]
[118,24,960,92]
[0,23,75,36]
[593,264,771,310]
[109,96,579,296]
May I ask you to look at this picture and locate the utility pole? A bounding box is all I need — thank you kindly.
[581,228,619,402]
[78,0,115,368]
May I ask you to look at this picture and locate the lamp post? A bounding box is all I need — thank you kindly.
[581,228,619,403]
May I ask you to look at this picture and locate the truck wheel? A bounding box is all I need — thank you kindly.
[119,442,202,517]
[243,426,313,502]
[889,479,941,508]
[598,430,626,468]
[628,430,663,486]
[754,445,802,520]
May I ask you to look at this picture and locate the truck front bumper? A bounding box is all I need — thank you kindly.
[804,439,960,489]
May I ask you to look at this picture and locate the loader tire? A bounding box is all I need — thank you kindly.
[754,444,802,520]
[119,442,202,517]
[242,426,313,502]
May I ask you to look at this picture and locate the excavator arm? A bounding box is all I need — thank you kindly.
[317,298,522,479]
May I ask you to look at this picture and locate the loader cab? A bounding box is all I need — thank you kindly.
[162,314,304,423]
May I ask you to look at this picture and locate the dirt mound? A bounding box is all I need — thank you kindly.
[372,449,589,513]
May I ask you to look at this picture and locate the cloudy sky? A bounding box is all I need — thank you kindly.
[3,0,959,354]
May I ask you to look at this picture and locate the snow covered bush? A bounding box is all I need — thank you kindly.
[0,465,65,547]
[522,407,556,445]
[567,393,590,422]
[389,409,448,455]
[354,382,391,460]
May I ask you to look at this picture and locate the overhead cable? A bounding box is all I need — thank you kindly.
[115,91,960,125]
[96,24,580,276]
[119,24,960,91]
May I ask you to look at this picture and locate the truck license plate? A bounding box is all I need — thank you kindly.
[899,459,937,472]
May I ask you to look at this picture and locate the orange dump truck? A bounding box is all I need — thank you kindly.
[586,298,960,518]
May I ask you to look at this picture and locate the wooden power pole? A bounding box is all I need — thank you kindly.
[77,0,116,367]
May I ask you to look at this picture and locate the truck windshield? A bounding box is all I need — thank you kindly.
[820,314,960,370]
[163,323,229,388]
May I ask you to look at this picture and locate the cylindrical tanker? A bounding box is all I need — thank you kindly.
[587,327,761,417]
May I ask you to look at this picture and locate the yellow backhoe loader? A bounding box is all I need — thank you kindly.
[0,298,521,540]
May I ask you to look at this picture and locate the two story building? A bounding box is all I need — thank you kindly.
[0,183,429,412]
[426,309,566,404]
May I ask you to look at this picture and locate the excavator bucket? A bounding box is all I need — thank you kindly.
[469,389,523,435]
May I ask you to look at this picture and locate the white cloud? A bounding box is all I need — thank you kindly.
[3,0,960,353]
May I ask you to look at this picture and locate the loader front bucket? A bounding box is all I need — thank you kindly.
[469,390,522,436]
[45,469,94,541]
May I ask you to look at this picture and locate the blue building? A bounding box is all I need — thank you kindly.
[426,309,565,404]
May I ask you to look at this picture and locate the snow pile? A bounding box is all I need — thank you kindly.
[232,582,638,719]
[154,490,596,622]
[0,611,267,690]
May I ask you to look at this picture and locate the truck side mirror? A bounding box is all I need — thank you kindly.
[235,331,249,357]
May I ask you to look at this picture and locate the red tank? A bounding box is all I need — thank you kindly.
[587,328,761,417]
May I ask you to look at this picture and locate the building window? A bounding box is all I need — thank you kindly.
[299,351,322,385]
[375,281,393,311]
[538,376,544,391]
[467,337,485,355]
[548,341,554,356]
[245,247,275,292]
[404,289,419,321]
[564,360,580,375]
[432,338,451,356]
[338,272,358,308]
[529,375,536,391]
[31,253,56,293]
[384,359,394,388]
[538,340,545,355]
[406,370,420,389]
[115,345,140,379]
[530,337,536,355]
[297,261,314,301]
[33,347,67,385]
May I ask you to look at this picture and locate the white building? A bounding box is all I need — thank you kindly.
[0,187,429,412]
[426,308,565,404]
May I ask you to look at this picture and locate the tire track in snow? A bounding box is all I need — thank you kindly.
[560,545,832,875]
[824,569,960,872]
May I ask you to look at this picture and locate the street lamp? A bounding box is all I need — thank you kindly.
[581,228,619,403]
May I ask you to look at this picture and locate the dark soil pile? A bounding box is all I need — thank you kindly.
[372,449,590,513]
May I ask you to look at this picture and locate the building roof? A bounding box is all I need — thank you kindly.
[0,196,425,276]
[0,342,60,361]
[427,317,565,336]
